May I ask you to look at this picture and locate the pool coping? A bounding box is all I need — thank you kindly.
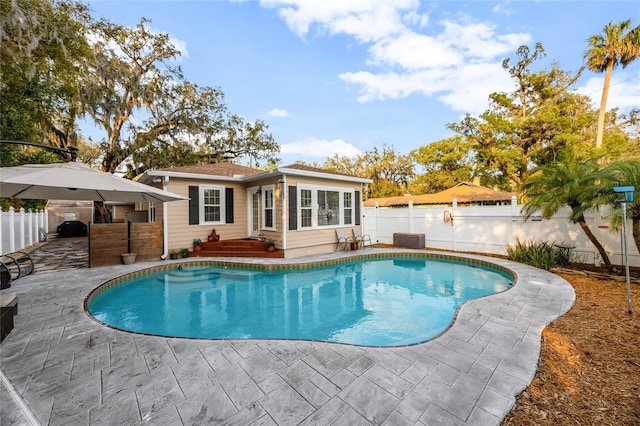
[0,248,575,425]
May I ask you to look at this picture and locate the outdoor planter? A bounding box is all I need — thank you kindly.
[121,253,137,265]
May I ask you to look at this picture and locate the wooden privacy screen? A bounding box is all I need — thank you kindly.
[89,222,163,267]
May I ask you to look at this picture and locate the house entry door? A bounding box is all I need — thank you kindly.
[248,188,261,238]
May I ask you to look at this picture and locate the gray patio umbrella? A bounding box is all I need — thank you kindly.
[0,162,188,203]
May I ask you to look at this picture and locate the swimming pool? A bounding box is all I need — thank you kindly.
[86,254,514,346]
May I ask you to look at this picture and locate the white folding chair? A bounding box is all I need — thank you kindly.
[335,229,354,251]
[352,229,372,249]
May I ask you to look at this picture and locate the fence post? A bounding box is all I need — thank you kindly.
[19,207,26,250]
[44,209,49,233]
[38,210,43,240]
[408,200,414,233]
[10,207,16,252]
[27,210,38,247]
[28,209,34,247]
[374,202,379,244]
[452,198,458,251]
[510,195,518,246]
[37,210,41,240]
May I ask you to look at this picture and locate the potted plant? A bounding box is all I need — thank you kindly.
[121,252,137,264]
[210,228,220,242]
[266,239,276,253]
[350,237,361,251]
[169,249,181,260]
[193,238,202,252]
[179,248,189,258]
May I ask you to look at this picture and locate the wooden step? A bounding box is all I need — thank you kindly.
[190,239,283,258]
[189,250,284,259]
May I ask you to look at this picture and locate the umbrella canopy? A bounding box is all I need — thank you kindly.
[0,162,188,203]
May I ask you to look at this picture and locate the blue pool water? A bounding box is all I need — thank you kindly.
[87,256,513,346]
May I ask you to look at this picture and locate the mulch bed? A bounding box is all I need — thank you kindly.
[502,271,640,425]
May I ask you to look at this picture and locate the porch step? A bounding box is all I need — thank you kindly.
[189,239,284,259]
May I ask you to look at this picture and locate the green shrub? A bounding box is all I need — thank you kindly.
[506,239,573,270]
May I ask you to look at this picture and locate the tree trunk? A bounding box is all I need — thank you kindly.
[94,201,112,223]
[577,214,612,269]
[632,204,640,259]
[595,62,613,149]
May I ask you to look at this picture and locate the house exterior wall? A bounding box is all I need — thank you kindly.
[246,178,285,249]
[159,173,367,256]
[164,178,250,251]
[282,175,366,258]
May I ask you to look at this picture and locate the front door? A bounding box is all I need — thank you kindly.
[247,187,261,238]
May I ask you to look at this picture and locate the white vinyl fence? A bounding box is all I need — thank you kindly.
[2,200,637,268]
[0,207,48,254]
[363,197,639,268]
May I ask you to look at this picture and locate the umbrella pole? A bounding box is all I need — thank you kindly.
[127,221,131,254]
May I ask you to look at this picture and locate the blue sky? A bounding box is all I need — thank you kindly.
[84,0,639,165]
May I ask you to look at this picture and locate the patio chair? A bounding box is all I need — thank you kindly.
[335,229,354,251]
[352,229,372,249]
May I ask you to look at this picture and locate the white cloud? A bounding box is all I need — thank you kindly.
[167,32,189,60]
[440,20,529,60]
[260,0,417,42]
[436,63,513,113]
[268,108,289,118]
[262,1,533,114]
[340,61,513,114]
[492,1,515,15]
[576,72,640,112]
[368,32,464,69]
[280,137,362,157]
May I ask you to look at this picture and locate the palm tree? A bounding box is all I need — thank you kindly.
[521,158,613,269]
[585,19,640,149]
[603,160,640,254]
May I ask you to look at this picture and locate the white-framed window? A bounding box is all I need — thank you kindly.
[262,185,275,230]
[300,189,312,228]
[343,192,352,224]
[298,185,354,228]
[149,202,156,222]
[200,185,225,224]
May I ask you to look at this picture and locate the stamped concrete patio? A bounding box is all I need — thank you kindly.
[0,245,574,425]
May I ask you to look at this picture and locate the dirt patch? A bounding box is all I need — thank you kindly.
[502,272,640,425]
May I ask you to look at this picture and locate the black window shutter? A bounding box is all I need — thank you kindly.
[288,186,297,230]
[355,190,361,225]
[189,186,199,225]
[225,188,234,223]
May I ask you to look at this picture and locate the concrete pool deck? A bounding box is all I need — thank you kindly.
[0,247,575,425]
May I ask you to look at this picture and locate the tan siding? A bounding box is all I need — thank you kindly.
[160,172,365,256]
[165,178,251,251]
[282,175,364,254]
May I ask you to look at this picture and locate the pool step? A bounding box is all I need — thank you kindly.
[189,239,284,258]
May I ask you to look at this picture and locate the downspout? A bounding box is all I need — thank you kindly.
[281,176,287,251]
[161,175,169,260]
